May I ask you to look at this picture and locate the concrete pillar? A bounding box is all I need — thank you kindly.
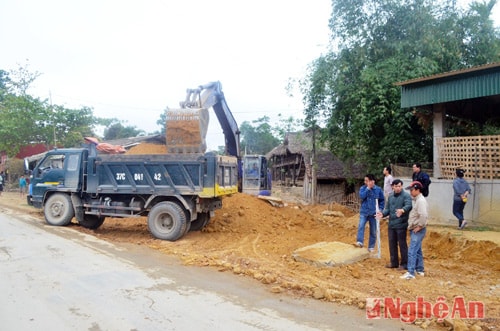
[433,105,445,178]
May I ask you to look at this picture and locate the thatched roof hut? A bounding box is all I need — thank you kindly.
[267,130,365,207]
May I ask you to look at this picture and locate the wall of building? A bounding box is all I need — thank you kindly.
[400,177,500,229]
[276,177,499,229]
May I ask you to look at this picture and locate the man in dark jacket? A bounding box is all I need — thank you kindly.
[377,179,412,269]
[412,163,431,197]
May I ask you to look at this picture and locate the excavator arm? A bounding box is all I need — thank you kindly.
[165,81,240,157]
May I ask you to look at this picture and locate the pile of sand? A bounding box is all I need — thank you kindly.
[164,108,208,153]
[76,192,499,327]
[126,143,167,154]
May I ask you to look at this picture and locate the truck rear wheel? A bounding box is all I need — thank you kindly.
[189,212,210,231]
[148,202,187,241]
[44,193,75,226]
[79,215,106,229]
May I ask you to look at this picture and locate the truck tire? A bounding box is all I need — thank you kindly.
[147,202,187,241]
[79,215,106,229]
[189,212,210,231]
[44,193,75,226]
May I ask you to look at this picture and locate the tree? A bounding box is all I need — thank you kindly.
[50,105,97,147]
[0,92,49,155]
[6,62,41,96]
[156,109,167,135]
[240,116,280,155]
[301,0,500,174]
[0,65,102,156]
[272,113,304,142]
[0,70,8,93]
[103,121,145,140]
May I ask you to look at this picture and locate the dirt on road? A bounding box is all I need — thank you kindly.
[2,191,499,330]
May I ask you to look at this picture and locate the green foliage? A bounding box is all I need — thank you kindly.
[51,105,97,147]
[272,113,304,141]
[0,70,8,93]
[0,93,47,155]
[6,62,41,96]
[461,0,500,66]
[0,64,102,156]
[156,109,167,135]
[240,116,280,155]
[103,121,145,140]
[302,0,500,174]
[210,145,224,155]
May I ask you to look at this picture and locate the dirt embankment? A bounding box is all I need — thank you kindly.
[2,191,499,330]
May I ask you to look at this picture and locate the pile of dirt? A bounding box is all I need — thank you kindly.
[165,108,208,153]
[2,191,499,329]
[126,143,167,154]
[84,194,499,327]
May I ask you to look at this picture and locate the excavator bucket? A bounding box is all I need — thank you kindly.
[165,107,209,154]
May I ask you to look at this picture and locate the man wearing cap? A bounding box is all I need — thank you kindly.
[453,168,472,229]
[400,181,428,280]
[377,179,412,270]
[355,174,384,252]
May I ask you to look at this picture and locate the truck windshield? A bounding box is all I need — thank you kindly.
[36,154,65,177]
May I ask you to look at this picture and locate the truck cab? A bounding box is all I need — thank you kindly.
[28,148,87,208]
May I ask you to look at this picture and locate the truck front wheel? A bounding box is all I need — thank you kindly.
[44,193,75,226]
[148,202,187,241]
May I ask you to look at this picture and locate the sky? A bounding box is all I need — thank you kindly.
[1,1,499,150]
[0,0,332,150]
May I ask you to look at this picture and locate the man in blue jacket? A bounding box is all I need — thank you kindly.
[356,174,385,252]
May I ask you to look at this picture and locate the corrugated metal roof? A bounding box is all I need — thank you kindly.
[396,62,500,108]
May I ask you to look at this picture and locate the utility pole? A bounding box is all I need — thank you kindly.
[311,124,317,204]
[50,91,56,149]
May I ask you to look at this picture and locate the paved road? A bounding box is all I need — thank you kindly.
[0,208,421,331]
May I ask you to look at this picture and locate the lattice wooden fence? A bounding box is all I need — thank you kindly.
[436,135,500,180]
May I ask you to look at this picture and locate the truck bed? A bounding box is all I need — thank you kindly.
[87,153,208,195]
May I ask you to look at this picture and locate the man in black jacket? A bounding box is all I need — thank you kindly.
[412,163,431,197]
[377,179,412,269]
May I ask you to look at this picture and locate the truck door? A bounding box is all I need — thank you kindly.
[33,154,66,185]
[63,153,81,189]
[33,152,81,190]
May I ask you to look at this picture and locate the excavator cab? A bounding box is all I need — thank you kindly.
[242,155,271,195]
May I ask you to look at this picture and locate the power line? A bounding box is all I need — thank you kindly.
[49,93,305,115]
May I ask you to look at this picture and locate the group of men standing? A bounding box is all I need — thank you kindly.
[355,163,471,280]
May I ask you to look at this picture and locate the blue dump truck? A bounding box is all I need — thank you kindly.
[27,143,238,241]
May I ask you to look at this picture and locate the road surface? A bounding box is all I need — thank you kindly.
[0,208,421,331]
